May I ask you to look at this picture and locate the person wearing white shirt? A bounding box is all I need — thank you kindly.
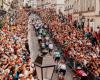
[58,61,66,76]
[45,36,49,41]
[18,74,25,80]
[48,43,53,53]
[41,42,46,49]
[38,35,42,43]
[24,69,29,78]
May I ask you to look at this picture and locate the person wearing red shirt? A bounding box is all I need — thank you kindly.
[76,67,88,80]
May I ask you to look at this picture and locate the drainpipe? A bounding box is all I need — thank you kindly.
[1,0,3,9]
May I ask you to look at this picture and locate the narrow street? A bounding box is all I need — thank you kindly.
[0,0,99,80]
[28,13,75,80]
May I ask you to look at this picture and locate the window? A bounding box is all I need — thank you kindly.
[72,5,73,8]
[88,7,90,11]
[70,5,71,8]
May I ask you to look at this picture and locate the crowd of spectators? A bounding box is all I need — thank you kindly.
[37,8,100,79]
[0,6,100,80]
[0,8,35,80]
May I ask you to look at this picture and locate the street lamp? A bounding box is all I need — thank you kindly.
[34,54,55,80]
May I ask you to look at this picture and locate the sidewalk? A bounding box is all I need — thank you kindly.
[28,13,41,64]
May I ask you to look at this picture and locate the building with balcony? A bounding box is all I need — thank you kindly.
[0,0,14,12]
[31,0,37,8]
[64,0,75,15]
[36,0,42,8]
[68,0,100,31]
[55,0,65,14]
[43,0,65,14]
[36,0,65,14]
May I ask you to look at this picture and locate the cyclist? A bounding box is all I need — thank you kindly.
[76,67,88,80]
[53,50,61,63]
[57,60,66,79]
